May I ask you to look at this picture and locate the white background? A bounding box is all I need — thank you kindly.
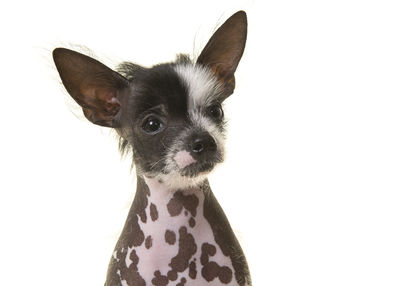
[1,0,400,285]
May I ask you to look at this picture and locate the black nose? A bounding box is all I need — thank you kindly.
[189,133,217,155]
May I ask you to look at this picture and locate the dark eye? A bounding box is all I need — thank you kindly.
[207,104,224,121]
[142,116,164,134]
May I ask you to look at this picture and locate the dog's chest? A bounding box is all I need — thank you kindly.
[110,178,238,286]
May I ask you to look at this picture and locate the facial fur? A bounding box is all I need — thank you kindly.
[116,58,227,189]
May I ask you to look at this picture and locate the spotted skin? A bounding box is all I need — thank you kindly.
[145,236,153,249]
[105,176,250,286]
[189,260,197,279]
[189,217,196,228]
[150,203,158,221]
[165,230,176,245]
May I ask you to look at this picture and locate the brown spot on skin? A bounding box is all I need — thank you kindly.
[202,261,219,282]
[201,261,232,283]
[219,266,234,283]
[184,211,188,216]
[169,227,197,273]
[165,230,176,245]
[167,270,177,281]
[130,248,139,265]
[201,243,216,265]
[150,203,158,221]
[167,191,199,217]
[176,277,187,286]
[167,197,182,216]
[167,270,178,281]
[145,235,153,249]
[189,260,197,279]
[116,249,146,286]
[200,242,233,284]
[152,270,169,286]
[189,217,196,228]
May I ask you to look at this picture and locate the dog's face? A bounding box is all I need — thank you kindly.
[117,61,228,188]
[53,11,247,189]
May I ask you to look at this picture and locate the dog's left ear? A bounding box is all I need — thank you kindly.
[197,11,247,97]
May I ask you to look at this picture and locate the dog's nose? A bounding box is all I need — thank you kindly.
[189,133,217,155]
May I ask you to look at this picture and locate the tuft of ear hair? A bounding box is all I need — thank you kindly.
[197,10,247,96]
[53,48,129,127]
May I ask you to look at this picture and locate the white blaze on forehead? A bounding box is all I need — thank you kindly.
[174,63,226,150]
[174,64,221,108]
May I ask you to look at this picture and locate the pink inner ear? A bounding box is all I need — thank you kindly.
[105,96,120,113]
[108,97,120,104]
[91,88,119,115]
[78,87,123,127]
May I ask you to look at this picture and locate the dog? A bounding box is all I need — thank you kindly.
[53,10,250,286]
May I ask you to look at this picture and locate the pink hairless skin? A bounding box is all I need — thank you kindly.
[174,150,197,169]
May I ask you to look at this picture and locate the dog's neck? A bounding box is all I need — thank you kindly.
[105,175,250,286]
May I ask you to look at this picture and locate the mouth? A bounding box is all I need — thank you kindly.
[180,161,217,178]
[171,148,223,178]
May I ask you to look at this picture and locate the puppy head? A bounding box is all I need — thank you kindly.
[53,11,247,189]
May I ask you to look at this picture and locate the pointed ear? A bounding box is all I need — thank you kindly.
[197,11,247,97]
[53,48,129,127]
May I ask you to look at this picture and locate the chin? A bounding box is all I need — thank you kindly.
[180,161,217,178]
[150,164,217,190]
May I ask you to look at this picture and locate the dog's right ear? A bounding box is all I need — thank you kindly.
[53,48,129,127]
